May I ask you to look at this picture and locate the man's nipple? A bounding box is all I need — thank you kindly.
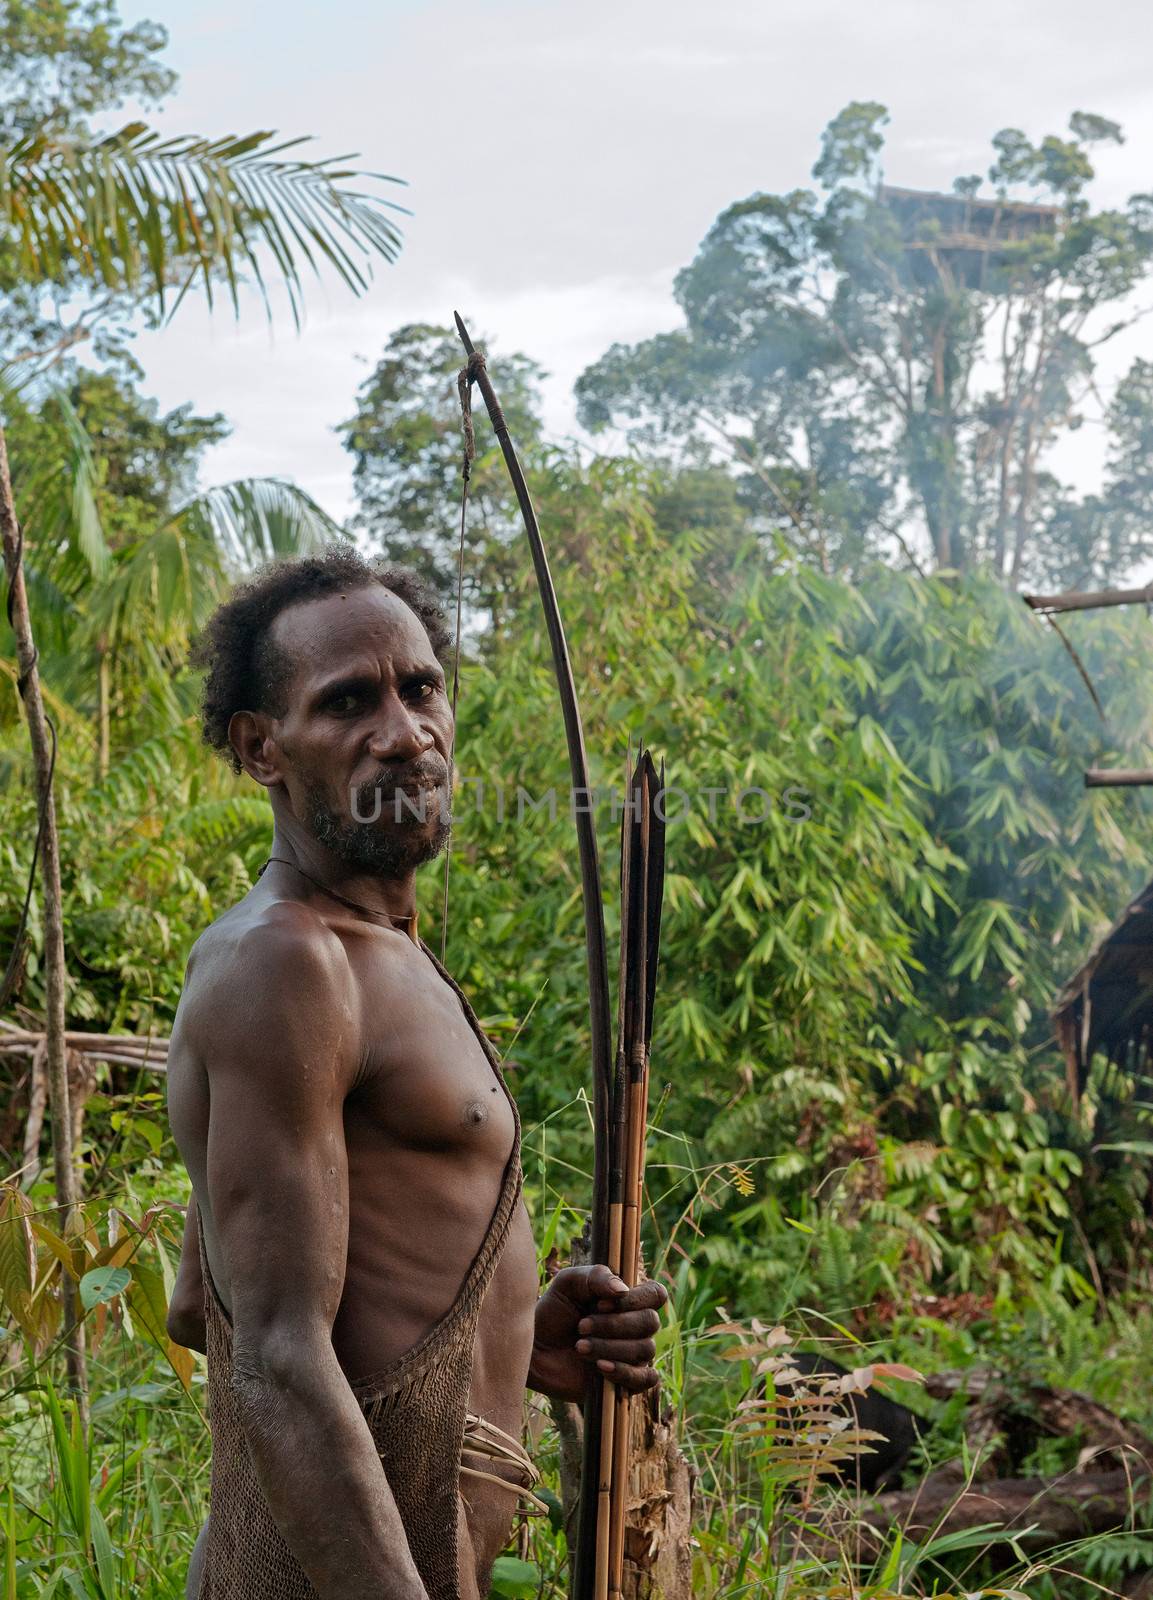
[462,1098,490,1127]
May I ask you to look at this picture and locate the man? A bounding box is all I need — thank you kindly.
[165,550,666,1600]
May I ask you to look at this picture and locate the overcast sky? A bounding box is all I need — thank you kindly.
[119,0,1153,522]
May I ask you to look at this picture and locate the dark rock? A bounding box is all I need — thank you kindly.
[785,1351,922,1493]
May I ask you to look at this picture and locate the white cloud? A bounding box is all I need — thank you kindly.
[130,268,679,521]
[118,0,1153,522]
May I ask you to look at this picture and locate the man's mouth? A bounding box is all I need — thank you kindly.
[351,758,449,818]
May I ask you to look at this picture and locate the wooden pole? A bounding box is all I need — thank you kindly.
[0,421,88,1418]
[1022,584,1153,615]
[1084,769,1153,788]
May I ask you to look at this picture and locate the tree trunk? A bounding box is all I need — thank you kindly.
[0,421,88,1419]
[21,1038,49,1186]
[1010,425,1037,586]
[95,644,110,782]
[551,1396,585,1593]
[68,1047,98,1167]
[992,415,1014,576]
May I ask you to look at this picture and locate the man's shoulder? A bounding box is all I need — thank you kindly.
[181,895,354,1040]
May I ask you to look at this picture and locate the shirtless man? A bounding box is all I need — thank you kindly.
[165,551,666,1600]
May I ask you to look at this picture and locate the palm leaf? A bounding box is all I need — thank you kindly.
[184,478,348,569]
[0,124,407,322]
[24,391,110,585]
[0,373,109,590]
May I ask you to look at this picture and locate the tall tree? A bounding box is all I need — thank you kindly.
[340,322,545,609]
[576,103,1153,586]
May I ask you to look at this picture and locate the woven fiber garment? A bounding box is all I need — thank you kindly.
[195,949,524,1600]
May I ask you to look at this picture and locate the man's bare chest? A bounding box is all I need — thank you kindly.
[343,939,516,1165]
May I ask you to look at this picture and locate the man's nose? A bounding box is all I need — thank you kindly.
[365,693,433,763]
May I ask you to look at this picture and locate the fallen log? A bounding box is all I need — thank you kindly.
[802,1374,1153,1564]
[863,1467,1149,1546]
[923,1372,1153,1478]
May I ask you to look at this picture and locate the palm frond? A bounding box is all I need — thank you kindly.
[35,390,110,582]
[0,371,109,587]
[185,478,348,569]
[0,124,407,321]
[84,519,223,654]
[85,478,344,657]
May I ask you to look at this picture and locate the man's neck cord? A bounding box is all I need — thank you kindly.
[263,856,419,943]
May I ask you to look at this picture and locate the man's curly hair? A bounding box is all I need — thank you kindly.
[192,550,452,773]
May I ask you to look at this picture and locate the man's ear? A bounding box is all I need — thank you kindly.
[228,710,282,787]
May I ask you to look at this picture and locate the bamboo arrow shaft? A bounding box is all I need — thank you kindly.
[604,753,664,1600]
[452,322,670,1600]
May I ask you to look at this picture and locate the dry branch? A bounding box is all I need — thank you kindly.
[0,1021,169,1070]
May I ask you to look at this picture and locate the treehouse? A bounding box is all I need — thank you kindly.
[1053,876,1153,1098]
[879,185,1060,289]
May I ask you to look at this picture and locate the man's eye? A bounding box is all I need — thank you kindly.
[408,679,438,700]
[327,694,362,716]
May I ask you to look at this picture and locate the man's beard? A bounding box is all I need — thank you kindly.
[304,755,452,876]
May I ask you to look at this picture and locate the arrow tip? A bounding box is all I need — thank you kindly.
[453,311,476,355]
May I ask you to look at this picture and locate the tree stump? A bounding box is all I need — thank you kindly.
[620,1385,695,1600]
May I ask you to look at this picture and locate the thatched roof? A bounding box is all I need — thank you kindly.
[1053,878,1153,1098]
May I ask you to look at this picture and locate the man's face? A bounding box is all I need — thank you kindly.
[261,585,454,876]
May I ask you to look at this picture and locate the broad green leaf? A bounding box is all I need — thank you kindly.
[0,1186,37,1344]
[488,1556,539,1599]
[78,1266,131,1312]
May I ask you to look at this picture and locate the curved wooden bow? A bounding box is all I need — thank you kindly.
[452,315,615,1598]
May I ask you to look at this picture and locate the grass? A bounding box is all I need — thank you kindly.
[4,1104,1153,1598]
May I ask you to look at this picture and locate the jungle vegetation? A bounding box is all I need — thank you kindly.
[3,6,1153,1596]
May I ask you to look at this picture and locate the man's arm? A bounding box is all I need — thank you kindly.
[196,911,428,1600]
[166,1198,207,1355]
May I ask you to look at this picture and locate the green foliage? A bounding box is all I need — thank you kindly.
[3,14,1153,1587]
[10,431,1153,1303]
[430,469,1153,1312]
[0,1,174,140]
[338,321,546,603]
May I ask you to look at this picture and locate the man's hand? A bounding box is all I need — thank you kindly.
[527,1264,668,1404]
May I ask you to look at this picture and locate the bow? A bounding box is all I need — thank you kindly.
[452,317,657,1600]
